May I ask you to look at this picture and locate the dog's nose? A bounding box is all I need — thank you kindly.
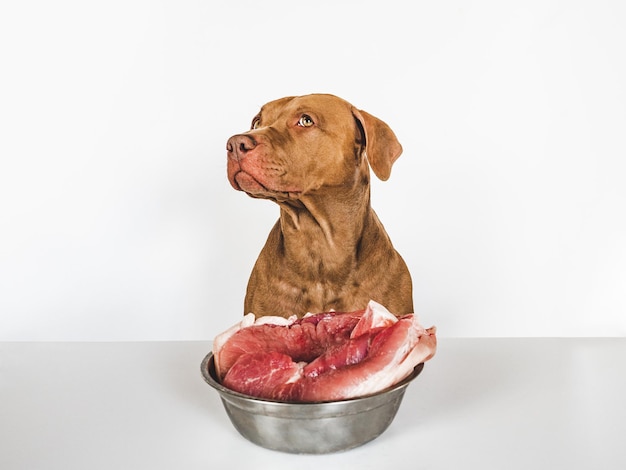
[227,134,257,160]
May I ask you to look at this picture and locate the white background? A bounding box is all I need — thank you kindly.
[1,0,624,341]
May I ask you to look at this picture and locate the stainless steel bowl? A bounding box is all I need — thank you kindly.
[201,352,424,454]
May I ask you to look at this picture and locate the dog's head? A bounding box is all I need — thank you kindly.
[226,94,403,201]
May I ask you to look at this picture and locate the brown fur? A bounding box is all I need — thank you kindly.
[226,94,412,318]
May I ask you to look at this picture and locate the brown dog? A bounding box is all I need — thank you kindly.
[226,94,412,318]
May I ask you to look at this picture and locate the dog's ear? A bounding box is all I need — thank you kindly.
[352,108,403,181]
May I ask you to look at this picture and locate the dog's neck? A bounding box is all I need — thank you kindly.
[275,181,374,279]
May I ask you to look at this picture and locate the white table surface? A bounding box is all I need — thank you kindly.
[1,338,625,470]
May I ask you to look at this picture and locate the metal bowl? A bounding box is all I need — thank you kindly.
[201,352,424,454]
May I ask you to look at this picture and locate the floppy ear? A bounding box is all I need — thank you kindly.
[352,108,403,181]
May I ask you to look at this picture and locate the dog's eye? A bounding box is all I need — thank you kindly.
[297,114,315,127]
[251,117,261,130]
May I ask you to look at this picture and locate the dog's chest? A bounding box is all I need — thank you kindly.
[280,276,361,315]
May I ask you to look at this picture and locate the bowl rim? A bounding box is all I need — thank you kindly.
[201,351,424,406]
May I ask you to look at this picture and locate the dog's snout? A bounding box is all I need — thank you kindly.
[227,134,258,160]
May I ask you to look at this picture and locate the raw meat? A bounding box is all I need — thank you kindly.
[212,309,364,380]
[212,300,437,402]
